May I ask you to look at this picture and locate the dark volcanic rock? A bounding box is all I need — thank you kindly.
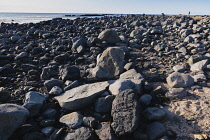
[23,91,48,117]
[44,79,64,91]
[94,95,115,113]
[146,122,166,140]
[0,88,11,102]
[59,66,80,81]
[111,89,140,136]
[98,29,121,45]
[143,107,166,121]
[0,104,29,140]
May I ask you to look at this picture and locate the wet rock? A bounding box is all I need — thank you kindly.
[97,47,125,76]
[166,88,188,99]
[95,95,115,113]
[0,104,29,140]
[55,81,109,110]
[44,79,64,91]
[23,91,48,117]
[146,122,166,140]
[98,29,120,45]
[111,89,140,136]
[95,122,117,140]
[59,112,83,129]
[59,66,80,81]
[143,107,166,121]
[166,72,194,88]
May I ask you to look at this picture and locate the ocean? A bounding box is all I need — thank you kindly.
[0,12,119,24]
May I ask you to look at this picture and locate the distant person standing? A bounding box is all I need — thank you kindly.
[188,11,191,16]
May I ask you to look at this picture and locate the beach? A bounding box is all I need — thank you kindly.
[0,14,209,140]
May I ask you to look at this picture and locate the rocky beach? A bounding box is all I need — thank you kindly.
[0,14,209,140]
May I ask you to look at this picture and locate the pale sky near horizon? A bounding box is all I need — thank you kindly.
[0,0,210,15]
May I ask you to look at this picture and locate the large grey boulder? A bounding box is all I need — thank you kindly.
[111,89,140,136]
[166,72,194,88]
[55,81,109,110]
[0,104,29,140]
[23,91,48,117]
[59,112,83,129]
[98,29,120,45]
[97,47,125,76]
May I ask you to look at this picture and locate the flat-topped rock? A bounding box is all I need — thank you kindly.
[55,81,110,110]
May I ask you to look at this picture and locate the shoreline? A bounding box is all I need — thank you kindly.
[0,13,209,24]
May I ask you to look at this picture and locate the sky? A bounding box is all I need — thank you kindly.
[0,0,210,15]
